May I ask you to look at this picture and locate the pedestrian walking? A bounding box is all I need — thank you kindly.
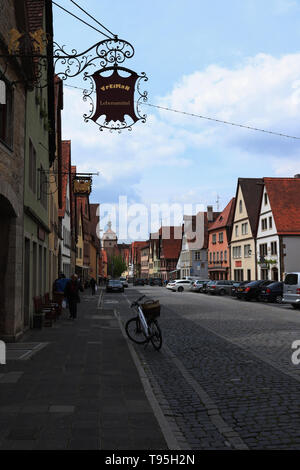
[90,277,96,295]
[64,274,81,320]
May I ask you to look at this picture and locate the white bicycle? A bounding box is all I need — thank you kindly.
[125,295,162,351]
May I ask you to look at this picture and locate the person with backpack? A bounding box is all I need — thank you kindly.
[64,274,81,320]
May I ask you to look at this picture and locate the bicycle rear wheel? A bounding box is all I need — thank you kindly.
[148,320,162,351]
[125,317,147,344]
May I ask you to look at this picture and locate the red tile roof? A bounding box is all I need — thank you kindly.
[25,0,44,33]
[264,177,300,234]
[208,198,235,231]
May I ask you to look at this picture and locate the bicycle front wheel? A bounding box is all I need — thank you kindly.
[148,320,162,351]
[125,317,148,344]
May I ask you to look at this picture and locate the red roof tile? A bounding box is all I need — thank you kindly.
[264,177,300,234]
[208,198,235,231]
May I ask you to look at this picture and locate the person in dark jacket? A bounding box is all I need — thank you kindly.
[64,274,81,319]
[90,277,96,295]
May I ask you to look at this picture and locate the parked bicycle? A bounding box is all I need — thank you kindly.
[125,295,162,351]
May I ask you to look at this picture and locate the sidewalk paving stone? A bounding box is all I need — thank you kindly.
[0,290,168,450]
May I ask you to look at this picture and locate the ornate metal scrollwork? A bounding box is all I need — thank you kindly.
[54,37,148,132]
[53,38,135,80]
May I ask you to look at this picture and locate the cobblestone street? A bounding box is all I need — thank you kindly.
[118,286,300,450]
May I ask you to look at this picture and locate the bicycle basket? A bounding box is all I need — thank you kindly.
[141,300,160,320]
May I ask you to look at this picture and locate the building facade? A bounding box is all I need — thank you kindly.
[256,176,300,281]
[230,178,263,282]
[208,198,235,280]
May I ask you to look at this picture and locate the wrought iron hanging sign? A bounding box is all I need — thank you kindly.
[54,37,148,132]
[1,32,148,132]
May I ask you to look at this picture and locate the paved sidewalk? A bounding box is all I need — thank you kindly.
[0,290,168,450]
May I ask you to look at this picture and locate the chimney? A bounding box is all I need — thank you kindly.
[207,205,213,222]
[294,174,300,178]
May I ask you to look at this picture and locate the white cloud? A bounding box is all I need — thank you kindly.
[158,53,300,152]
[62,52,300,208]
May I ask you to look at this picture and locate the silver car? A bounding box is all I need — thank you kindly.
[282,272,300,309]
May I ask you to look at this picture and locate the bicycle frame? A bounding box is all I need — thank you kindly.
[136,305,149,338]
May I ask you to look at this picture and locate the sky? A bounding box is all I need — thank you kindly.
[53,0,300,239]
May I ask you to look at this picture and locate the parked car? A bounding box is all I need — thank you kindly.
[282,272,300,309]
[190,280,209,292]
[119,277,128,288]
[166,279,193,292]
[201,280,214,293]
[207,280,234,296]
[133,278,145,286]
[149,278,163,286]
[231,281,248,297]
[259,281,284,303]
[106,280,124,293]
[236,280,272,301]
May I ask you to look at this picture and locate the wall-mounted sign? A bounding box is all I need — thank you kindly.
[92,69,139,125]
[73,178,92,195]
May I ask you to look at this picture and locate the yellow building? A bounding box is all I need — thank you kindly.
[230,178,263,281]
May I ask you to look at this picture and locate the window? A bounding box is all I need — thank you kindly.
[29,139,36,193]
[264,193,268,205]
[224,250,227,262]
[213,252,215,262]
[261,218,268,231]
[209,252,212,263]
[269,217,273,229]
[219,232,223,243]
[212,234,216,244]
[0,78,13,147]
[271,241,277,255]
[195,251,201,260]
[259,243,268,258]
[235,225,239,237]
[233,246,241,259]
[217,252,219,262]
[241,223,248,235]
[239,200,243,213]
[220,251,223,261]
[244,244,251,258]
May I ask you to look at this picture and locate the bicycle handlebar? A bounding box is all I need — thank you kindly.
[131,295,146,307]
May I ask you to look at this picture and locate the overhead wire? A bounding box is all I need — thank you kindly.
[51,0,113,39]
[69,0,117,38]
[63,84,300,141]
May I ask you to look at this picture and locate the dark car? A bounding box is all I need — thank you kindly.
[207,280,234,296]
[106,280,124,293]
[237,280,272,301]
[259,281,284,303]
[149,278,163,286]
[133,278,145,286]
[232,281,249,297]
